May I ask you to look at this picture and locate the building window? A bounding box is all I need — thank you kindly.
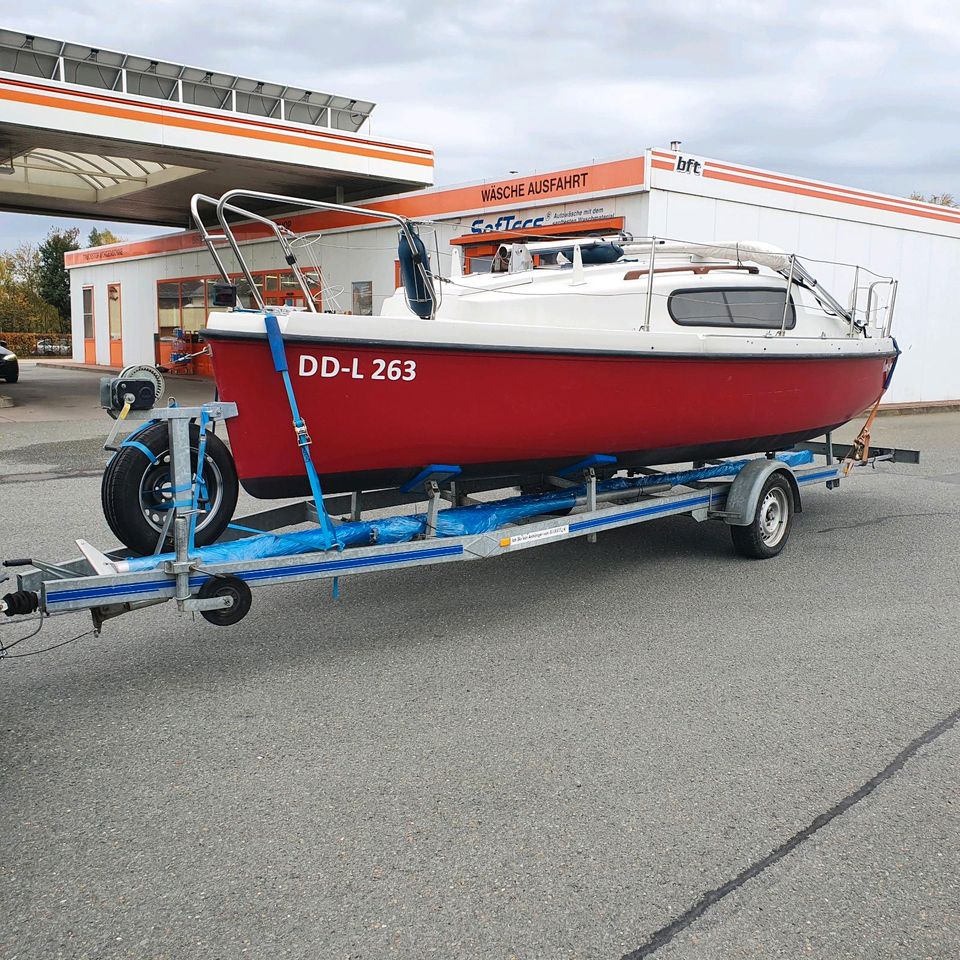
[157,282,181,335]
[180,279,206,332]
[157,270,312,335]
[234,276,264,310]
[82,287,95,339]
[352,280,373,316]
[668,287,796,330]
[108,284,122,339]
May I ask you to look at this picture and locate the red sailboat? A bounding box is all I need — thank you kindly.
[196,198,898,499]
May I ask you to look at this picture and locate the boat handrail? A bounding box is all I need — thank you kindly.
[864,278,898,337]
[190,190,439,318]
[219,190,437,318]
[622,264,760,281]
[191,193,303,311]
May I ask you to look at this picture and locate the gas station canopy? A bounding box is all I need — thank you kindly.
[0,28,433,226]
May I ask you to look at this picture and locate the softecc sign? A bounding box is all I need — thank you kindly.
[470,206,613,234]
[674,154,704,176]
[470,213,546,234]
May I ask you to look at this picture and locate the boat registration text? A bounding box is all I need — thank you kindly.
[299,355,417,381]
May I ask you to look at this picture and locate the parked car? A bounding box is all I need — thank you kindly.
[0,344,18,383]
[36,338,71,356]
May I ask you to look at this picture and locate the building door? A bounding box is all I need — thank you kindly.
[107,283,123,367]
[82,286,96,364]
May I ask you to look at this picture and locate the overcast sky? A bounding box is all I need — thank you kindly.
[1,0,958,247]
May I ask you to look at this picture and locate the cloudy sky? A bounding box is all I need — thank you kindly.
[1,0,958,247]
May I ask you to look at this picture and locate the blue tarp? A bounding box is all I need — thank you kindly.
[119,451,813,573]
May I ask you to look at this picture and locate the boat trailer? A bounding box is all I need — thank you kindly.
[0,397,920,644]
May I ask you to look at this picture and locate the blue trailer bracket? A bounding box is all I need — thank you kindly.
[3,439,917,634]
[28,451,843,619]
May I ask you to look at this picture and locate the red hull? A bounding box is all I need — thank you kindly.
[205,335,894,498]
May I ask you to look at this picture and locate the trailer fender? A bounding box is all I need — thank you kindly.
[723,459,802,526]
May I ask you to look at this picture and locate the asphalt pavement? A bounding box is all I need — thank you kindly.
[1,364,958,959]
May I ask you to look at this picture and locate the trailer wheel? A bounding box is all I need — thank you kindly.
[101,421,238,555]
[197,575,251,626]
[730,473,794,559]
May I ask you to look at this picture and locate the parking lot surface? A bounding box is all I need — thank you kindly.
[1,366,959,959]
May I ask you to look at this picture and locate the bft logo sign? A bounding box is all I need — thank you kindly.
[674,154,704,176]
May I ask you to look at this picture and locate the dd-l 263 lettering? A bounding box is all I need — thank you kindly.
[299,355,417,381]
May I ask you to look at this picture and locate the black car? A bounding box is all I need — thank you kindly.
[0,342,19,383]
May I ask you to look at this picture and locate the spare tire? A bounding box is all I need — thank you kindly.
[101,421,238,555]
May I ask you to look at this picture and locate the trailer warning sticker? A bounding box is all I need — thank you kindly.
[500,525,569,549]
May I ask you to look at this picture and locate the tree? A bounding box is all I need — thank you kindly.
[87,226,123,247]
[0,245,59,332]
[36,227,79,330]
[909,192,958,207]
[0,280,59,333]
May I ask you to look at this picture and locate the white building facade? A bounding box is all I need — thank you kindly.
[67,148,960,405]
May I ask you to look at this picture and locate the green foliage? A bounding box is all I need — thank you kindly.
[0,246,59,333]
[87,226,123,247]
[36,227,80,330]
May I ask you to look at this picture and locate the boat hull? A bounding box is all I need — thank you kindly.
[205,334,896,498]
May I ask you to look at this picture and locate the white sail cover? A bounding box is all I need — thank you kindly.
[648,240,792,271]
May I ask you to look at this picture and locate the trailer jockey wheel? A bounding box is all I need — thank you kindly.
[730,473,795,559]
[101,421,238,556]
[197,575,252,626]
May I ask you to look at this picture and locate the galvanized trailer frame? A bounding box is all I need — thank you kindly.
[0,400,919,635]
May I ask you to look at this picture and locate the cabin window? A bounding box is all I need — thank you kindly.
[668,287,796,330]
[466,256,494,275]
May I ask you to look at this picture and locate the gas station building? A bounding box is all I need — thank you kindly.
[1,28,958,405]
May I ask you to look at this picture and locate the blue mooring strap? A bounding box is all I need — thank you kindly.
[227,522,267,536]
[264,314,340,552]
[126,418,158,441]
[120,439,161,464]
[188,409,210,551]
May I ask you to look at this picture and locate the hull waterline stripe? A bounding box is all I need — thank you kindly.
[202,329,899,362]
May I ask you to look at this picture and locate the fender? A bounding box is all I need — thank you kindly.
[723,458,802,527]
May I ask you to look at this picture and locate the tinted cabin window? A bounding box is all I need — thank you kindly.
[668,287,796,330]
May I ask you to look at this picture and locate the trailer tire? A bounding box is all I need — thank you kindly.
[730,473,794,559]
[101,421,238,555]
[197,575,252,626]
